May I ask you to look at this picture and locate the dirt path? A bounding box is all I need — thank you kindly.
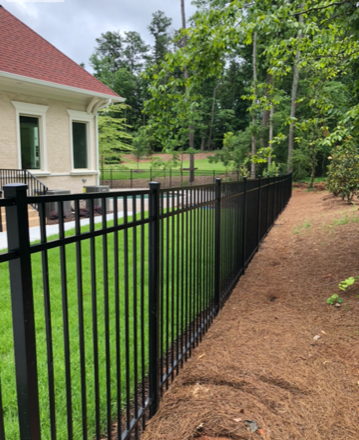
[143,188,359,440]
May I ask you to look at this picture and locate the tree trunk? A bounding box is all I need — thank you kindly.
[181,0,195,177]
[309,142,315,189]
[189,153,195,183]
[250,32,257,180]
[268,104,274,166]
[261,74,272,148]
[207,79,221,151]
[288,5,304,172]
[200,137,206,151]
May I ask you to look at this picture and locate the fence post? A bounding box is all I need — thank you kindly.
[4,184,42,440]
[148,181,161,418]
[213,170,215,184]
[110,168,113,189]
[242,177,247,272]
[170,168,172,188]
[130,169,133,189]
[0,190,2,233]
[214,178,222,312]
[257,175,262,247]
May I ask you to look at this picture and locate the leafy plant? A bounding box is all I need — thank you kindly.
[326,140,359,203]
[327,294,343,305]
[339,276,357,291]
[48,211,59,221]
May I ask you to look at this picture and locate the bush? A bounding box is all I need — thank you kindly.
[326,141,359,202]
[48,211,59,220]
[79,208,90,218]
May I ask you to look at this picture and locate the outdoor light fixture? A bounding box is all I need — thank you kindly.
[82,178,87,183]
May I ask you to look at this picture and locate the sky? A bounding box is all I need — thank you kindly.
[3,0,197,72]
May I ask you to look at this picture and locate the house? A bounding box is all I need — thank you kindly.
[0,5,123,194]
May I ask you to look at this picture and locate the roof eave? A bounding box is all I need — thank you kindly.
[0,70,125,102]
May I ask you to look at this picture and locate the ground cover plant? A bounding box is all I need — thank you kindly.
[0,203,215,439]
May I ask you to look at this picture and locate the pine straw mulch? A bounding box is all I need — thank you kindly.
[142,188,359,440]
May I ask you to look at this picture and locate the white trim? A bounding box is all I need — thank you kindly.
[95,113,100,185]
[67,109,95,172]
[11,101,49,171]
[31,171,51,177]
[86,97,100,113]
[49,173,71,176]
[70,170,98,176]
[1,70,125,102]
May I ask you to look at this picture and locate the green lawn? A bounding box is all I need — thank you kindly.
[101,161,228,182]
[0,206,216,439]
[100,159,227,181]
[120,158,226,171]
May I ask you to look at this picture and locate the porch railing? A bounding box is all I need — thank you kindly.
[0,169,48,211]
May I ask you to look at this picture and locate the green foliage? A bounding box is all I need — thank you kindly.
[339,276,357,291]
[327,294,343,305]
[208,131,251,174]
[264,161,282,177]
[326,273,359,305]
[98,104,133,162]
[150,156,167,169]
[326,140,359,202]
[91,0,359,166]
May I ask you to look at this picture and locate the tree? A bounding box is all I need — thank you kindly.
[327,140,359,203]
[98,104,133,163]
[148,11,173,66]
[123,31,150,74]
[288,4,304,172]
[132,128,151,169]
[94,31,124,72]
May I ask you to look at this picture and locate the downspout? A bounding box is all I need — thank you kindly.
[94,99,112,185]
[95,113,100,185]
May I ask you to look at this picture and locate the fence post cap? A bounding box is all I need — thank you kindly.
[3,183,28,190]
[149,181,161,190]
[215,178,221,184]
[3,184,28,197]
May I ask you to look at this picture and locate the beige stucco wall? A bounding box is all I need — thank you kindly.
[0,90,98,194]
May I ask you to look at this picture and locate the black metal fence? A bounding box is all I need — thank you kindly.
[0,174,292,440]
[100,168,242,189]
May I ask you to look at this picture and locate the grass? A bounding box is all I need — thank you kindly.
[328,211,359,228]
[293,220,312,234]
[0,207,217,439]
[100,159,227,180]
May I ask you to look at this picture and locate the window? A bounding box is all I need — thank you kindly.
[12,101,48,172]
[72,122,88,169]
[67,110,95,172]
[20,116,41,169]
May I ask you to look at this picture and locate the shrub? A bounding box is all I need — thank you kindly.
[48,211,59,220]
[79,208,90,218]
[326,141,359,202]
[93,206,103,215]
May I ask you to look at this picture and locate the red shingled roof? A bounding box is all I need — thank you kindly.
[0,5,120,98]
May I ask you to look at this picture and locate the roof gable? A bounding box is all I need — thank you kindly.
[0,5,120,99]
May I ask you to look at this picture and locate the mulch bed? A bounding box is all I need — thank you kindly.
[142,188,359,440]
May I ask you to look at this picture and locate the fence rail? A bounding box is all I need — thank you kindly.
[0,174,292,440]
[100,168,242,189]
